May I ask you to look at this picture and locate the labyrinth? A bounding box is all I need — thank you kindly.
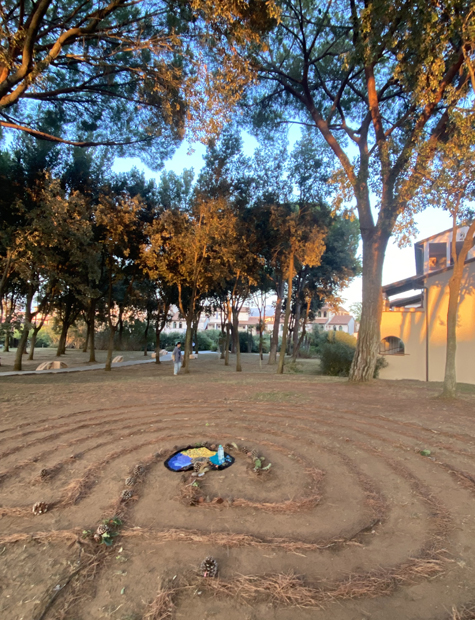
[1,357,475,620]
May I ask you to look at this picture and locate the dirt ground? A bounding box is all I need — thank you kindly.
[0,347,155,373]
[1,353,475,620]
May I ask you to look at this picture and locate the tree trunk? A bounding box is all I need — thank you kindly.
[183,308,193,373]
[155,325,163,364]
[143,316,150,356]
[293,299,310,362]
[104,325,116,371]
[277,254,294,374]
[13,325,30,371]
[117,307,124,351]
[89,302,96,363]
[224,324,230,366]
[268,279,284,365]
[292,299,302,356]
[220,323,225,359]
[441,219,475,397]
[349,232,389,382]
[56,321,69,357]
[3,328,10,352]
[83,318,90,353]
[13,288,34,371]
[193,316,199,356]
[233,308,242,372]
[28,325,43,360]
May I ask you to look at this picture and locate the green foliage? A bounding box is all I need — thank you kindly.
[320,340,356,377]
[238,330,258,353]
[320,331,386,378]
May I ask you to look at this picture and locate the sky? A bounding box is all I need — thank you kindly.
[112,132,453,311]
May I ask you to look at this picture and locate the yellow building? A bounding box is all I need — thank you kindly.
[379,227,475,384]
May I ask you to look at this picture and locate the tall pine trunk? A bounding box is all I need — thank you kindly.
[143,316,150,356]
[183,309,193,373]
[83,318,90,353]
[105,325,116,371]
[56,321,69,357]
[349,231,389,382]
[13,287,34,371]
[88,302,96,363]
[277,253,294,374]
[28,324,42,360]
[117,307,124,351]
[232,308,242,372]
[155,324,163,364]
[293,299,310,362]
[441,219,475,397]
[220,322,225,359]
[224,324,230,366]
[268,279,284,365]
[292,299,302,356]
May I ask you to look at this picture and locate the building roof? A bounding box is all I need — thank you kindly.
[382,273,426,297]
[383,255,475,298]
[328,314,353,325]
[414,227,453,245]
[389,293,423,308]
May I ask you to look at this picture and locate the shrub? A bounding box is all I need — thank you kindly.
[320,331,388,378]
[238,330,258,353]
[320,341,355,376]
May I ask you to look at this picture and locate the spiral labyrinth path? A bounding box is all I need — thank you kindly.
[1,357,475,620]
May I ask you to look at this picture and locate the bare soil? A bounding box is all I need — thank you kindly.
[1,353,475,620]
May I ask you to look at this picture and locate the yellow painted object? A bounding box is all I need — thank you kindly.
[181,447,216,459]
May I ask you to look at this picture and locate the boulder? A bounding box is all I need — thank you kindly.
[160,349,168,357]
[189,354,197,360]
[36,360,68,371]
[36,362,51,371]
[52,360,68,369]
[151,352,156,359]
[112,356,124,364]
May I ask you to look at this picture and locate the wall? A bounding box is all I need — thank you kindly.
[379,309,426,381]
[379,261,475,384]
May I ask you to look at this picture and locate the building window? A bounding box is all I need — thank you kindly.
[323,311,327,317]
[333,326,336,331]
[179,322,182,329]
[173,322,176,328]
[339,326,343,331]
[428,242,447,271]
[318,311,321,317]
[380,336,405,355]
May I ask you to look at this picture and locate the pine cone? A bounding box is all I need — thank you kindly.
[200,556,218,578]
[40,468,49,479]
[239,445,249,454]
[125,476,136,487]
[121,489,133,501]
[96,524,110,536]
[133,464,144,476]
[251,449,259,459]
[32,501,48,515]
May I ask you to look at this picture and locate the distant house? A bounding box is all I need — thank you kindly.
[379,226,475,384]
[163,303,357,336]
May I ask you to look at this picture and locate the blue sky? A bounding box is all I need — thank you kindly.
[112,132,452,309]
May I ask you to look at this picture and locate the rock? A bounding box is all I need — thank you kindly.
[36,361,68,371]
[151,352,156,358]
[112,356,124,363]
[160,349,168,356]
[189,354,197,359]
[36,362,51,371]
[52,361,67,369]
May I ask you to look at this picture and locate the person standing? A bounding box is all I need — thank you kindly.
[172,342,182,375]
